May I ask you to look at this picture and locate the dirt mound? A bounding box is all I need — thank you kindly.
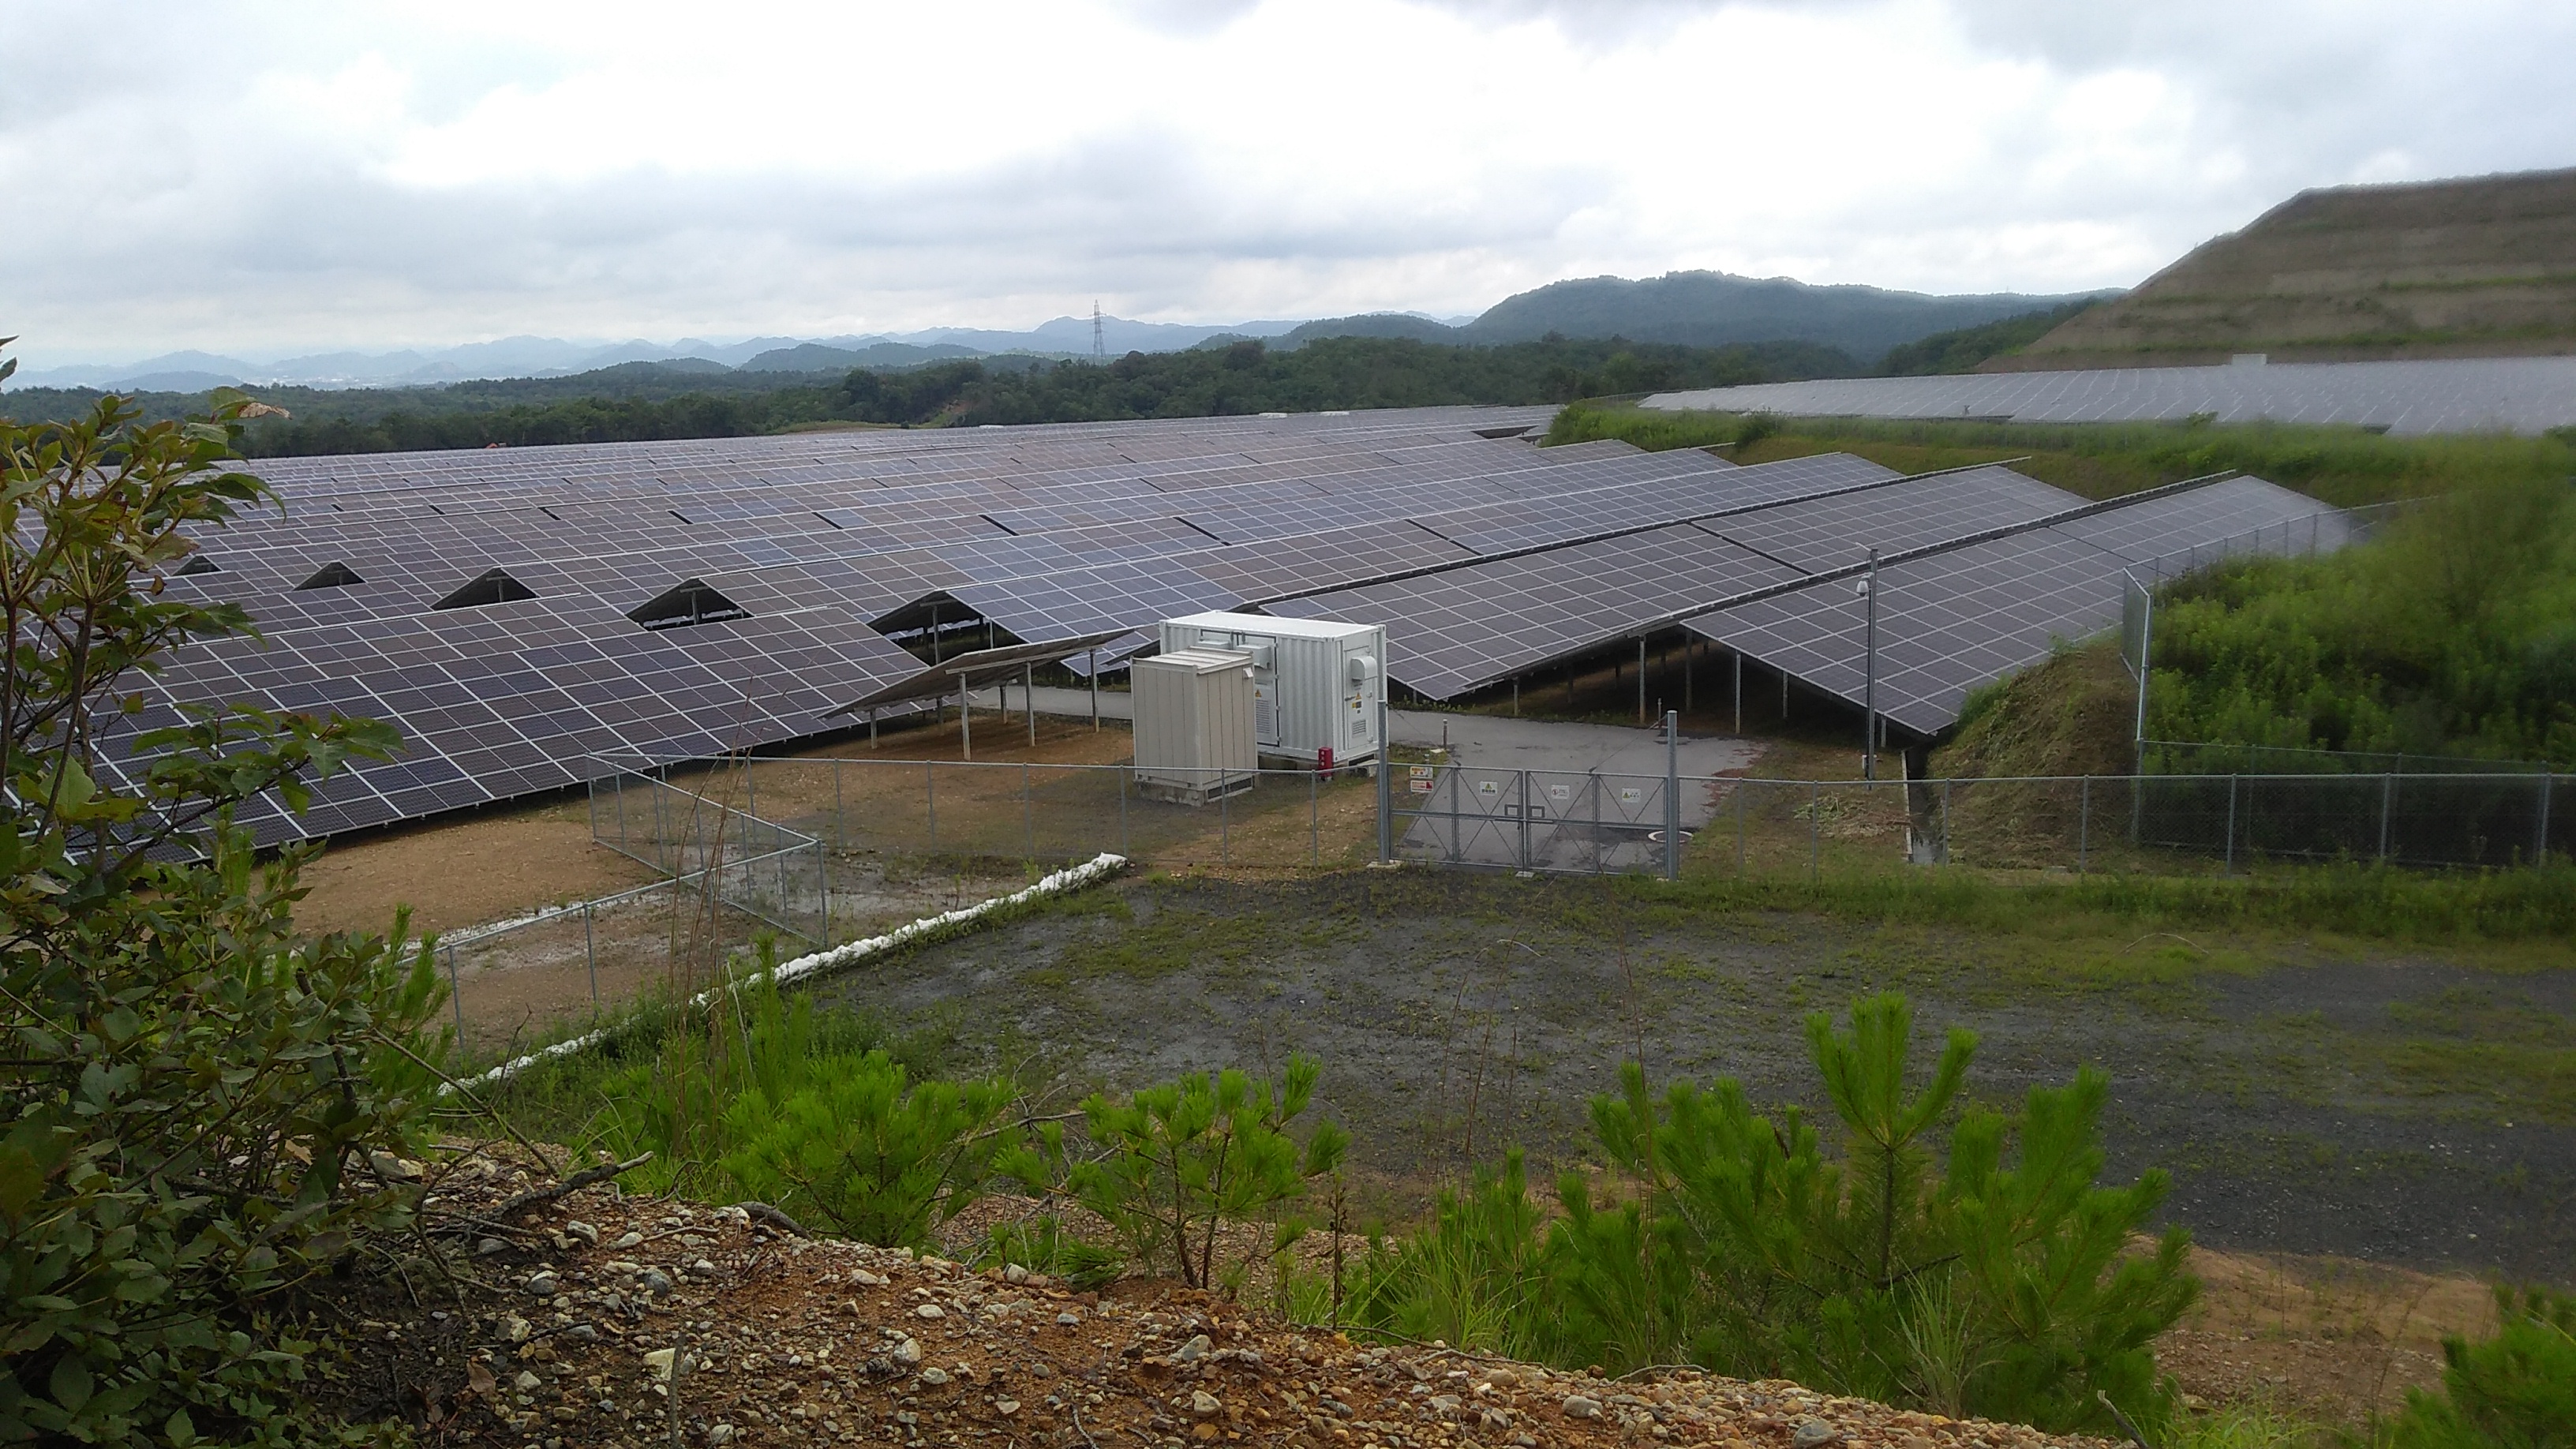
[1929,643,2136,782]
[318,1149,2115,1449]
[1992,167,2576,368]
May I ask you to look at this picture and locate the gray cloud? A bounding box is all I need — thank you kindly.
[4,0,2568,369]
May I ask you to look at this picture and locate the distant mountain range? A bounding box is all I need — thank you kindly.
[7,274,2098,392]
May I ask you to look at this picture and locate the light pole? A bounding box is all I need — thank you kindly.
[1856,547,1881,781]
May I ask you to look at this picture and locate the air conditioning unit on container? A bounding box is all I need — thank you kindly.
[1158,611,1385,771]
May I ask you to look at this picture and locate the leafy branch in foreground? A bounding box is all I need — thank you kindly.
[1,371,441,1447]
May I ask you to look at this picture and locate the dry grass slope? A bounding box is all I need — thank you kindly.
[1994,167,2576,368]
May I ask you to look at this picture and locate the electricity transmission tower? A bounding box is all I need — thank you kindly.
[1092,301,1106,358]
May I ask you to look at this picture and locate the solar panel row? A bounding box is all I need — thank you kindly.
[1642,355,2576,437]
[1680,476,2353,733]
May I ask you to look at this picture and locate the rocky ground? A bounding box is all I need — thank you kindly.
[321,1148,2116,1449]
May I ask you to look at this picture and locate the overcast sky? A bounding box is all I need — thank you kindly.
[5,0,2570,366]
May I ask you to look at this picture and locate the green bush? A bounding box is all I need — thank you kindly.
[2384,1285,2576,1449]
[1,384,440,1445]
[1351,994,2196,1436]
[2150,475,2576,767]
[717,1050,1013,1249]
[1009,1055,1349,1291]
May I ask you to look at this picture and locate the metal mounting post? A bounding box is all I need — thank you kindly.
[1664,710,1680,881]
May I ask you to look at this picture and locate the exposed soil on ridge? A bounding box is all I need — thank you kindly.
[317,1149,2117,1449]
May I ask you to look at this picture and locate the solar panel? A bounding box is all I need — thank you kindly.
[1269,525,1807,700]
[1683,475,2357,733]
[1643,356,2576,437]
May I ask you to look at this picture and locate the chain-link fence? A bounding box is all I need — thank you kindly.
[734,755,1387,878]
[433,744,2559,1061]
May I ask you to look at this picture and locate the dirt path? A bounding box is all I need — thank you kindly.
[816,871,2576,1287]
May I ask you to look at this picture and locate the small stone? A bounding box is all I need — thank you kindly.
[1794,1419,1840,1448]
[1563,1395,1604,1420]
[525,1272,558,1297]
[1056,1312,1082,1326]
[892,1338,923,1366]
[503,1314,531,1342]
[1191,1390,1222,1417]
[854,1270,889,1287]
[642,1349,676,1381]
[1004,1263,1029,1284]
[995,1398,1020,1416]
[611,1230,644,1250]
[369,1150,424,1181]
[477,1237,511,1257]
[513,1370,543,1392]
[567,1324,598,1343]
[691,1258,717,1277]
[706,1425,736,1446]
[920,1368,950,1386]
[563,1220,600,1245]
[1430,1394,1462,1415]
[638,1268,673,1297]
[1174,1334,1211,1363]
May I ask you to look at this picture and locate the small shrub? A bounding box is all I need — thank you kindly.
[1009,1054,1349,1290]
[717,1050,1013,1249]
[2385,1284,2576,1449]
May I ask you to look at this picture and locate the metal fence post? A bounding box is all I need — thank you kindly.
[1309,769,1320,869]
[2536,770,2552,867]
[1023,762,1034,864]
[2224,775,2240,875]
[2379,773,2394,864]
[1809,782,1821,882]
[1220,772,1230,869]
[1940,779,1952,865]
[583,903,598,1008]
[1736,779,1748,873]
[1120,765,1131,856]
[1518,769,1531,871]
[1590,771,1604,875]
[1664,710,1680,881]
[2077,776,2091,874]
[926,761,938,850]
[814,841,831,948]
[743,754,755,820]
[1376,697,1391,863]
[833,759,844,856]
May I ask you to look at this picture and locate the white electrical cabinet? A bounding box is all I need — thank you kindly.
[1130,647,1257,806]
[1158,611,1384,769]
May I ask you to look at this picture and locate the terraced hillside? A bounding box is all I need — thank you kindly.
[1992,167,2576,369]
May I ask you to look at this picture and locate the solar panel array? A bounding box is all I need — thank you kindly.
[1265,462,2091,698]
[1680,476,2352,734]
[122,402,2360,844]
[1642,355,2576,436]
[125,406,1929,841]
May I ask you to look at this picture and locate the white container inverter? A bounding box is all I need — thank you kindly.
[1157,611,1385,769]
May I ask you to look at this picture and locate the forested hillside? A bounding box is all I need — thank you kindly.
[4,336,1858,457]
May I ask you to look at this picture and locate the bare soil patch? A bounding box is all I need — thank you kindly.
[317,1148,2117,1449]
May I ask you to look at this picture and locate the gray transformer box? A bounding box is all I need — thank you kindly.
[1158,611,1385,769]
[1130,647,1258,806]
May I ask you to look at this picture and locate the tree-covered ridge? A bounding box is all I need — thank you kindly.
[9,336,1859,457]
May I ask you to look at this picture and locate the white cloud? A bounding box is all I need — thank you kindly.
[1,0,2567,367]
